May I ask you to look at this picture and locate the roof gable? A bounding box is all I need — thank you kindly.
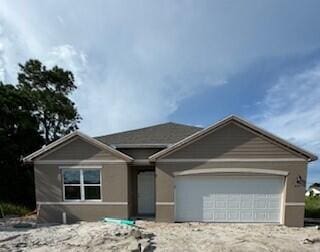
[149,115,318,162]
[24,131,133,162]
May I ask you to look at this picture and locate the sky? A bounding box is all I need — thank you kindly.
[0,0,319,185]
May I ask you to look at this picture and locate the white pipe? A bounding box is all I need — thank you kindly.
[62,212,67,224]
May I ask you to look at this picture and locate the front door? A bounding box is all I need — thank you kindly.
[138,171,155,215]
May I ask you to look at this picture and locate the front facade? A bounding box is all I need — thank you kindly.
[24,115,317,227]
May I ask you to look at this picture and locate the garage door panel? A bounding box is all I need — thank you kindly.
[213,210,227,221]
[254,198,268,208]
[175,175,283,223]
[203,196,214,208]
[269,199,281,208]
[203,210,213,221]
[268,211,280,221]
[240,199,253,208]
[228,210,240,221]
[240,211,253,222]
[215,199,227,208]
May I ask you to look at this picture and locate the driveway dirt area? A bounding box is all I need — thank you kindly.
[0,218,320,251]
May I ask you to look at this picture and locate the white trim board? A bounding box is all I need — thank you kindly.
[35,160,127,165]
[285,202,305,206]
[157,158,305,163]
[156,202,175,205]
[59,165,102,169]
[173,168,289,176]
[37,202,128,205]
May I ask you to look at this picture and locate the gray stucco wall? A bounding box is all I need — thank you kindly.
[117,148,163,159]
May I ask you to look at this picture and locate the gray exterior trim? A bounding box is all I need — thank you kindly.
[132,159,152,165]
[149,115,318,162]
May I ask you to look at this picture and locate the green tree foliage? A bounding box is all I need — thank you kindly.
[0,59,81,209]
[0,83,43,207]
[18,59,81,144]
[309,183,320,189]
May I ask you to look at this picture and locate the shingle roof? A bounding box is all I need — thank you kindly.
[94,122,203,146]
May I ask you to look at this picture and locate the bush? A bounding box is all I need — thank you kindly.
[305,196,320,218]
[0,202,30,217]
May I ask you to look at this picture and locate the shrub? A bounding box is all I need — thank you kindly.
[305,196,320,218]
[0,202,30,217]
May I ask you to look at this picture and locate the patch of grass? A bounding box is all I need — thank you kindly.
[0,202,30,217]
[305,196,320,218]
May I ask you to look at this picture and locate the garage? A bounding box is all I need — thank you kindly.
[175,175,284,223]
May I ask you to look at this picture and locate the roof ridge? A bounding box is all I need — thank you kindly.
[94,121,202,139]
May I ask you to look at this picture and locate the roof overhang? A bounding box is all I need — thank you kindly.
[112,143,170,149]
[149,115,318,162]
[23,131,134,163]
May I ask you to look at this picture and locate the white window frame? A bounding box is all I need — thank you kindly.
[61,166,102,202]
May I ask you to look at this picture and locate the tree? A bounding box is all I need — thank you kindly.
[0,59,81,208]
[309,183,320,189]
[0,82,43,206]
[17,59,81,144]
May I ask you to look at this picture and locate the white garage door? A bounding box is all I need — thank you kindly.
[175,175,284,223]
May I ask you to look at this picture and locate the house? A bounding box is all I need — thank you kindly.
[305,187,320,197]
[24,115,317,227]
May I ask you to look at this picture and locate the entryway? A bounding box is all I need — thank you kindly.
[138,171,155,215]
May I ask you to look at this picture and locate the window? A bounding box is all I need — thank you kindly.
[62,168,101,201]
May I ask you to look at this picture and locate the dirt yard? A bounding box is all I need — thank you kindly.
[1,217,320,251]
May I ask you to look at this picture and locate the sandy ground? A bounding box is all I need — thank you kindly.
[1,217,320,251]
[138,221,320,251]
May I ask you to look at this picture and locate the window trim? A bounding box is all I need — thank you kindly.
[61,166,102,202]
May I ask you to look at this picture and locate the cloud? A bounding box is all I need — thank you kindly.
[254,63,320,184]
[0,24,5,81]
[45,44,87,86]
[256,63,320,152]
[1,0,320,135]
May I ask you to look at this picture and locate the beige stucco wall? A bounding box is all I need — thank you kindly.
[154,122,309,227]
[155,160,307,227]
[38,204,128,223]
[35,163,129,223]
[38,138,119,161]
[164,122,299,159]
[34,136,130,223]
[35,163,128,202]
